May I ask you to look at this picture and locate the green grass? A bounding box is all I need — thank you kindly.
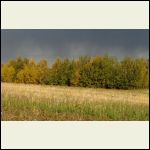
[1,94,149,121]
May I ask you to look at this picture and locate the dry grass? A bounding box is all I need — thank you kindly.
[1,82,149,121]
[1,82,149,104]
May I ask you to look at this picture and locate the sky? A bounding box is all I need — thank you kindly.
[1,29,149,64]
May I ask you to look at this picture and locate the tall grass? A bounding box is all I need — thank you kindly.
[1,83,149,121]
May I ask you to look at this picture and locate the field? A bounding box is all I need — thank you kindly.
[1,82,149,121]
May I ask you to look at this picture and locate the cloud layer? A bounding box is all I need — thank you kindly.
[1,29,149,64]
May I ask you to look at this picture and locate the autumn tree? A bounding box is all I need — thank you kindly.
[16,59,39,84]
[70,60,81,86]
[1,64,15,82]
[1,56,149,89]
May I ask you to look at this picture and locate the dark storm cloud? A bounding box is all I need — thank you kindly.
[1,29,149,64]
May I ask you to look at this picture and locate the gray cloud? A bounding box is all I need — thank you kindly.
[1,29,149,64]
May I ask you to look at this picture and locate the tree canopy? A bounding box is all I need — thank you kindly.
[1,56,149,89]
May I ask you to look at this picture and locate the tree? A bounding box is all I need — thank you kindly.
[16,64,39,84]
[1,56,149,89]
[48,58,62,85]
[37,59,49,84]
[70,60,81,86]
[7,57,30,82]
[134,58,149,88]
[1,65,15,82]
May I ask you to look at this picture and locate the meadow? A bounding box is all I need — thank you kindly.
[1,82,149,121]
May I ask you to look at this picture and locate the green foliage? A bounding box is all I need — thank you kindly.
[1,56,149,89]
[119,57,149,89]
[48,58,63,85]
[37,59,50,84]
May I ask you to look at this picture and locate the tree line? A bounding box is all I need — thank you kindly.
[1,56,149,89]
